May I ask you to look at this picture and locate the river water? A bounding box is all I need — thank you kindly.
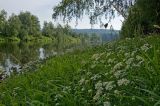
[0,42,87,79]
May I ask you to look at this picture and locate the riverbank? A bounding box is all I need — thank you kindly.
[0,36,53,43]
[0,35,81,44]
[0,35,160,105]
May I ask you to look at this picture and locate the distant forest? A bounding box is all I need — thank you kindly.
[73,29,119,42]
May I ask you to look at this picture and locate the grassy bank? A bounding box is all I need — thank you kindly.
[0,36,52,43]
[0,36,81,47]
[0,35,160,105]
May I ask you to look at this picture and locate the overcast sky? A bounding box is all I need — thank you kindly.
[0,0,123,30]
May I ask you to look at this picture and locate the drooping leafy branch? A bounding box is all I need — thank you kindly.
[53,0,136,26]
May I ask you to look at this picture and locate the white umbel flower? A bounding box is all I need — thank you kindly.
[117,78,130,86]
[103,101,111,106]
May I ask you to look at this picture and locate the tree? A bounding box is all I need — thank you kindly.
[18,11,32,36]
[42,21,55,37]
[30,15,41,37]
[0,10,7,36]
[63,24,72,35]
[121,0,160,38]
[18,11,41,38]
[7,14,21,37]
[53,0,135,26]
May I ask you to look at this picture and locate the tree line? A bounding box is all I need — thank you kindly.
[0,10,78,41]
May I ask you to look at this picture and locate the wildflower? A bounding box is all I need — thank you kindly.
[136,55,144,61]
[124,53,130,58]
[114,90,120,95]
[125,65,130,70]
[104,81,115,91]
[79,78,85,85]
[103,101,111,106]
[117,78,130,86]
[100,52,106,56]
[131,50,137,57]
[95,81,103,90]
[93,93,100,101]
[91,54,100,60]
[55,103,60,106]
[125,58,134,65]
[93,88,103,100]
[104,73,109,76]
[81,87,85,91]
[132,96,136,100]
[118,50,124,54]
[113,62,123,71]
[91,74,101,80]
[107,58,115,64]
[13,87,21,90]
[86,72,92,76]
[91,64,96,69]
[106,52,111,58]
[141,44,149,52]
[55,94,63,98]
[81,60,86,65]
[88,89,92,93]
[100,60,105,63]
[114,70,126,79]
[85,80,89,84]
[137,61,144,66]
[141,44,152,52]
[125,38,131,40]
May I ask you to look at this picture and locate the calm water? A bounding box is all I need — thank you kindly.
[0,42,86,79]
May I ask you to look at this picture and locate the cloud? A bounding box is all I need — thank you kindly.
[0,0,60,12]
[0,0,61,26]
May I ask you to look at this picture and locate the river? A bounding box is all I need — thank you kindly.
[0,41,87,79]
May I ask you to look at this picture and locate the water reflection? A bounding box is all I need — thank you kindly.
[0,35,106,79]
[0,41,87,79]
[4,57,21,76]
[39,48,45,60]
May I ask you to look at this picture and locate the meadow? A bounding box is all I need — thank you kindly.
[0,35,160,106]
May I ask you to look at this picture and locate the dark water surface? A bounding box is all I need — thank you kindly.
[0,42,86,79]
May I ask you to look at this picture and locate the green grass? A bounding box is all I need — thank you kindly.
[0,35,160,106]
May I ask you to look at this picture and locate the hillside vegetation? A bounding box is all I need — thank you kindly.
[0,35,160,106]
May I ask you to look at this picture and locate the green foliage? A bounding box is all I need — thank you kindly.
[0,9,80,43]
[18,11,41,39]
[0,10,42,40]
[0,35,160,105]
[121,0,160,38]
[7,14,21,37]
[42,21,81,45]
[0,10,7,37]
[42,21,55,37]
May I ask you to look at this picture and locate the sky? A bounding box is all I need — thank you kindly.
[0,0,124,30]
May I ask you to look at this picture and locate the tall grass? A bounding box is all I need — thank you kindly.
[0,35,160,106]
